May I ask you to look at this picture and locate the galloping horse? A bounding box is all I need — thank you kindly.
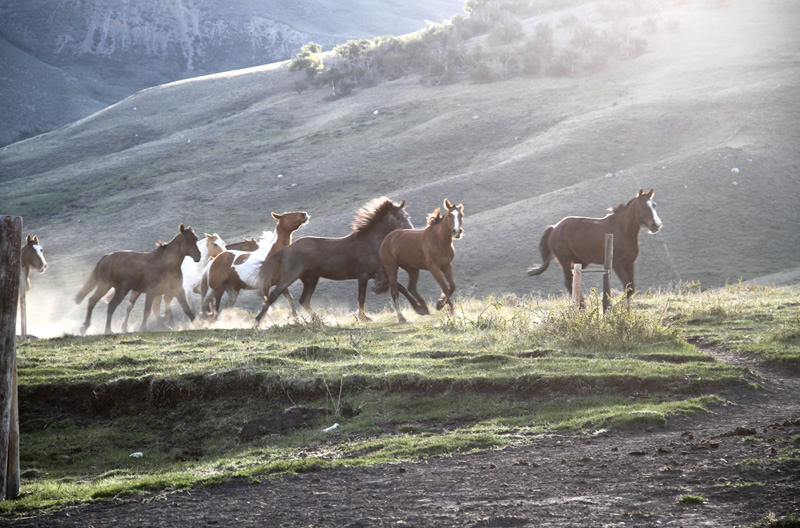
[374,199,464,323]
[75,224,202,334]
[254,197,421,324]
[21,234,47,292]
[118,232,227,332]
[201,212,308,319]
[527,188,663,303]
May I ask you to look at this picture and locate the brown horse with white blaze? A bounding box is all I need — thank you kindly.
[21,234,47,292]
[75,224,202,334]
[374,199,464,323]
[527,188,663,303]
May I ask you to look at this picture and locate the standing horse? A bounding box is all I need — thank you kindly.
[374,199,464,323]
[200,212,308,319]
[526,188,663,303]
[21,235,47,292]
[254,197,422,324]
[75,224,202,334]
[118,232,227,332]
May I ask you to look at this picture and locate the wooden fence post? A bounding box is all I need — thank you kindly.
[571,263,582,309]
[603,234,614,314]
[0,216,22,500]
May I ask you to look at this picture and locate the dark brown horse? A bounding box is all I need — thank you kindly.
[75,224,202,334]
[374,199,464,323]
[200,211,308,319]
[527,188,663,303]
[21,234,47,292]
[254,197,421,324]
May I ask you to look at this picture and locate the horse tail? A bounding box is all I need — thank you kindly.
[75,265,99,304]
[527,226,554,276]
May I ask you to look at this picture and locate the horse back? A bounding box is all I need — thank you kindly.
[553,215,636,265]
[95,249,182,293]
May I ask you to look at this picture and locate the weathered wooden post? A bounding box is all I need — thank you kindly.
[0,216,22,500]
[571,263,582,309]
[603,234,614,314]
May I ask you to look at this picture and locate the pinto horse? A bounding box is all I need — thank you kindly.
[200,212,308,319]
[75,224,202,334]
[374,199,464,323]
[527,188,663,303]
[118,232,227,332]
[254,197,421,324]
[21,234,47,292]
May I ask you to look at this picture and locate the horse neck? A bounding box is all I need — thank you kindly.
[271,228,295,256]
[610,205,642,242]
[160,236,192,267]
[428,218,453,246]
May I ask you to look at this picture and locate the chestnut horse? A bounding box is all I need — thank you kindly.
[75,224,202,334]
[224,237,260,252]
[527,188,663,303]
[118,232,227,332]
[200,212,308,319]
[254,197,420,324]
[374,199,464,323]
[21,234,47,292]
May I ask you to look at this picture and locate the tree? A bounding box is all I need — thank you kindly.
[289,43,324,78]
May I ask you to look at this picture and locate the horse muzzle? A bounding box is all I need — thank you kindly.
[453,229,463,239]
[649,223,662,234]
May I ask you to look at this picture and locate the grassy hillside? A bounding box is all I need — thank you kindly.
[1,0,799,337]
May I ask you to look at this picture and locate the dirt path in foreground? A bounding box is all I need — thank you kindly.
[6,349,800,527]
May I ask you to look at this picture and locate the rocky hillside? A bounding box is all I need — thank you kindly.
[0,0,464,145]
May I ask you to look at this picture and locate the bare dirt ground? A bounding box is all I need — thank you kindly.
[5,347,799,527]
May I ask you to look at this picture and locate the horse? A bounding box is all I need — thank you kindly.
[118,232,227,332]
[74,224,202,334]
[526,188,663,304]
[373,199,464,323]
[254,197,423,324]
[224,237,260,252]
[21,234,47,292]
[200,212,308,319]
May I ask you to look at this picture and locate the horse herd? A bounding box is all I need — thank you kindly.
[20,189,663,335]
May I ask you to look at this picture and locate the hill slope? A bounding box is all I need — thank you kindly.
[0,0,465,145]
[1,0,799,336]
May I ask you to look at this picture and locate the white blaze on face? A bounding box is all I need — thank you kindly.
[33,244,47,270]
[647,200,663,228]
[451,209,461,232]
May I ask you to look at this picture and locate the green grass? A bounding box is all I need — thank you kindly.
[4,286,799,516]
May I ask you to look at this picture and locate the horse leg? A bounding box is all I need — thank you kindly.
[80,284,111,335]
[439,263,457,314]
[140,293,155,333]
[429,265,455,314]
[221,287,240,317]
[383,260,406,323]
[613,261,635,306]
[121,291,140,333]
[105,287,129,334]
[404,268,429,315]
[357,277,372,322]
[174,288,196,326]
[298,276,320,319]
[282,290,298,318]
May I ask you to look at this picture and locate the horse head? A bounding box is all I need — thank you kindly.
[22,234,47,273]
[633,189,663,233]
[272,211,309,234]
[179,224,202,262]
[204,233,227,259]
[444,198,465,239]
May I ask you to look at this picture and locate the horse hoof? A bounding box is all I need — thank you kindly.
[79,325,88,336]
[414,305,430,315]
[435,299,446,311]
[357,314,373,323]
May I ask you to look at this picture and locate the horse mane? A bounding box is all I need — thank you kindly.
[426,208,443,226]
[351,196,398,234]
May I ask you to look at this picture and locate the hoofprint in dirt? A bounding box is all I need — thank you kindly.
[6,356,799,527]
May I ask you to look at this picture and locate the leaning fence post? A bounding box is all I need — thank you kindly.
[603,234,614,314]
[0,216,22,500]
[571,263,582,308]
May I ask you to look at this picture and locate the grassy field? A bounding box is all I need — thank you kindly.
[4,284,799,516]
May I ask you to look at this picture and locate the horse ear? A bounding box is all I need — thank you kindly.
[26,235,32,243]
[444,198,453,209]
[647,188,654,198]
[179,224,186,232]
[399,200,406,209]
[272,212,281,220]
[33,236,39,244]
[637,188,645,197]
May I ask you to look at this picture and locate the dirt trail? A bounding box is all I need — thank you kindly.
[6,349,800,527]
